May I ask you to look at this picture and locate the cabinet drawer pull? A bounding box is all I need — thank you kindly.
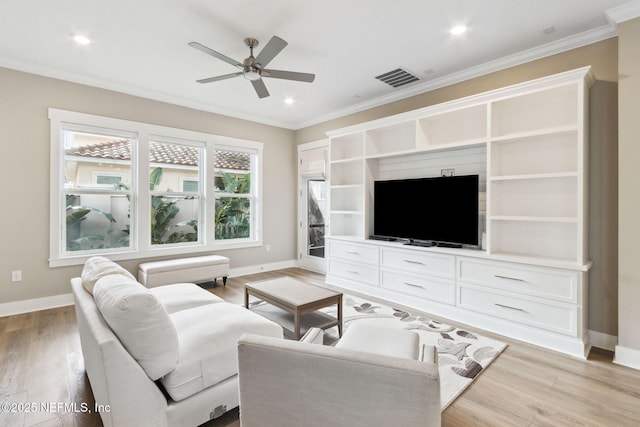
[345,270,359,275]
[404,282,425,290]
[345,251,360,255]
[494,303,528,313]
[494,274,526,282]
[404,259,425,265]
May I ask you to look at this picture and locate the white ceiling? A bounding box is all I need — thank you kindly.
[0,0,632,129]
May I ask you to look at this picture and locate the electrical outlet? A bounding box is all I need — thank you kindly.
[441,168,455,177]
[266,244,271,252]
[11,270,22,282]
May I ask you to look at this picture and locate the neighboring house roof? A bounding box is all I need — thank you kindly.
[65,139,250,170]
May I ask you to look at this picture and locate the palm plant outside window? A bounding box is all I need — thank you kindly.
[149,140,202,245]
[215,149,253,240]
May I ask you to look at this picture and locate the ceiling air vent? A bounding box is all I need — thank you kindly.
[375,67,420,88]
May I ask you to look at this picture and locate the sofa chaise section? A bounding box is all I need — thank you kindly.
[71,256,282,427]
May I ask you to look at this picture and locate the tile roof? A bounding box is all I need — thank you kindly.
[65,140,250,170]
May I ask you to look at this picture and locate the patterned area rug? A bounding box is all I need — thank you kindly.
[324,294,507,410]
[250,292,507,410]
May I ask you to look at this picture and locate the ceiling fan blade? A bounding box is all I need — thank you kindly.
[196,72,243,84]
[262,69,315,83]
[188,41,243,68]
[254,36,288,68]
[251,78,270,98]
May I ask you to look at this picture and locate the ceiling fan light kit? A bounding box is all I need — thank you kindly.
[189,35,315,99]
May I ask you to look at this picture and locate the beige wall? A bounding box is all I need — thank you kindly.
[294,38,621,339]
[0,67,297,305]
[617,18,640,352]
[589,81,619,336]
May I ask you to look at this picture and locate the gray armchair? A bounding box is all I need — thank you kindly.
[237,325,441,427]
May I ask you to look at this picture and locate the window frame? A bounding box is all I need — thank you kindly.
[214,145,260,243]
[49,109,263,267]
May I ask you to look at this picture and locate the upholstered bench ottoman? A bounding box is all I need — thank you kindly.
[138,255,230,288]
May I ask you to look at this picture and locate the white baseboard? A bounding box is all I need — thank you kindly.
[614,345,640,371]
[0,293,74,317]
[230,259,297,278]
[0,259,298,317]
[589,330,618,351]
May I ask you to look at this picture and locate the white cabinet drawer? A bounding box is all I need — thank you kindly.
[458,284,578,336]
[381,248,455,279]
[381,269,455,305]
[457,258,580,303]
[328,259,379,286]
[328,240,379,265]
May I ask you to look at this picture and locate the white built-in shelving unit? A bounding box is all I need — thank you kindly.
[487,81,586,264]
[325,67,594,358]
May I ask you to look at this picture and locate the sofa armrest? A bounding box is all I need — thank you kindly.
[422,344,438,364]
[299,327,324,344]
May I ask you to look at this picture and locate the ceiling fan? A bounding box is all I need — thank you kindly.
[188,36,315,99]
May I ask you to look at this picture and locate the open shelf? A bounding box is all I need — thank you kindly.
[329,160,363,186]
[491,83,579,137]
[330,133,364,161]
[328,212,364,237]
[489,130,578,177]
[489,220,578,262]
[489,176,578,218]
[330,185,364,212]
[365,122,416,157]
[418,104,487,148]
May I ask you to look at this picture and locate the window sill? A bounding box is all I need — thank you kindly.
[49,240,263,268]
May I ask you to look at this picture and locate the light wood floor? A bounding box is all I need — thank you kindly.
[2,267,639,426]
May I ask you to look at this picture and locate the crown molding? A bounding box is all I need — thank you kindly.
[296,23,617,130]
[0,57,295,129]
[606,0,640,24]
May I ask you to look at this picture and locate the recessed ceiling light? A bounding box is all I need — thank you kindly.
[72,34,92,45]
[284,97,295,105]
[450,25,467,36]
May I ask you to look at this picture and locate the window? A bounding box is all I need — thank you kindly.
[62,129,134,253]
[148,139,203,246]
[214,148,255,240]
[49,109,263,266]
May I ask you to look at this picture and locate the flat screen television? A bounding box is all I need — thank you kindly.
[373,174,479,247]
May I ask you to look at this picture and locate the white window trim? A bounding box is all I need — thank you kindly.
[49,108,263,267]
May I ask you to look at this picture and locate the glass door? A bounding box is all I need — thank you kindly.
[307,179,326,258]
[297,142,328,273]
[299,178,327,272]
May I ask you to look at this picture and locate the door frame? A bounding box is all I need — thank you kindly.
[297,139,329,273]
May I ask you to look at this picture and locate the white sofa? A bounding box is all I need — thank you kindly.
[71,256,282,427]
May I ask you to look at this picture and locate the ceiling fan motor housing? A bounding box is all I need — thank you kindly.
[243,38,262,80]
[242,58,261,80]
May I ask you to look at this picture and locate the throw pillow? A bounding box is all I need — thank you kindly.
[93,274,179,380]
[81,256,136,295]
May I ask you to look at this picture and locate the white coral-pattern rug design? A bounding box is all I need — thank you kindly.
[322,295,508,410]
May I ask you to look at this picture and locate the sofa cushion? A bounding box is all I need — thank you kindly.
[93,274,179,380]
[336,322,420,360]
[149,283,224,314]
[81,256,136,295]
[161,303,283,401]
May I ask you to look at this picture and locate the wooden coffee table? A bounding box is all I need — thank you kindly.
[245,276,343,340]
